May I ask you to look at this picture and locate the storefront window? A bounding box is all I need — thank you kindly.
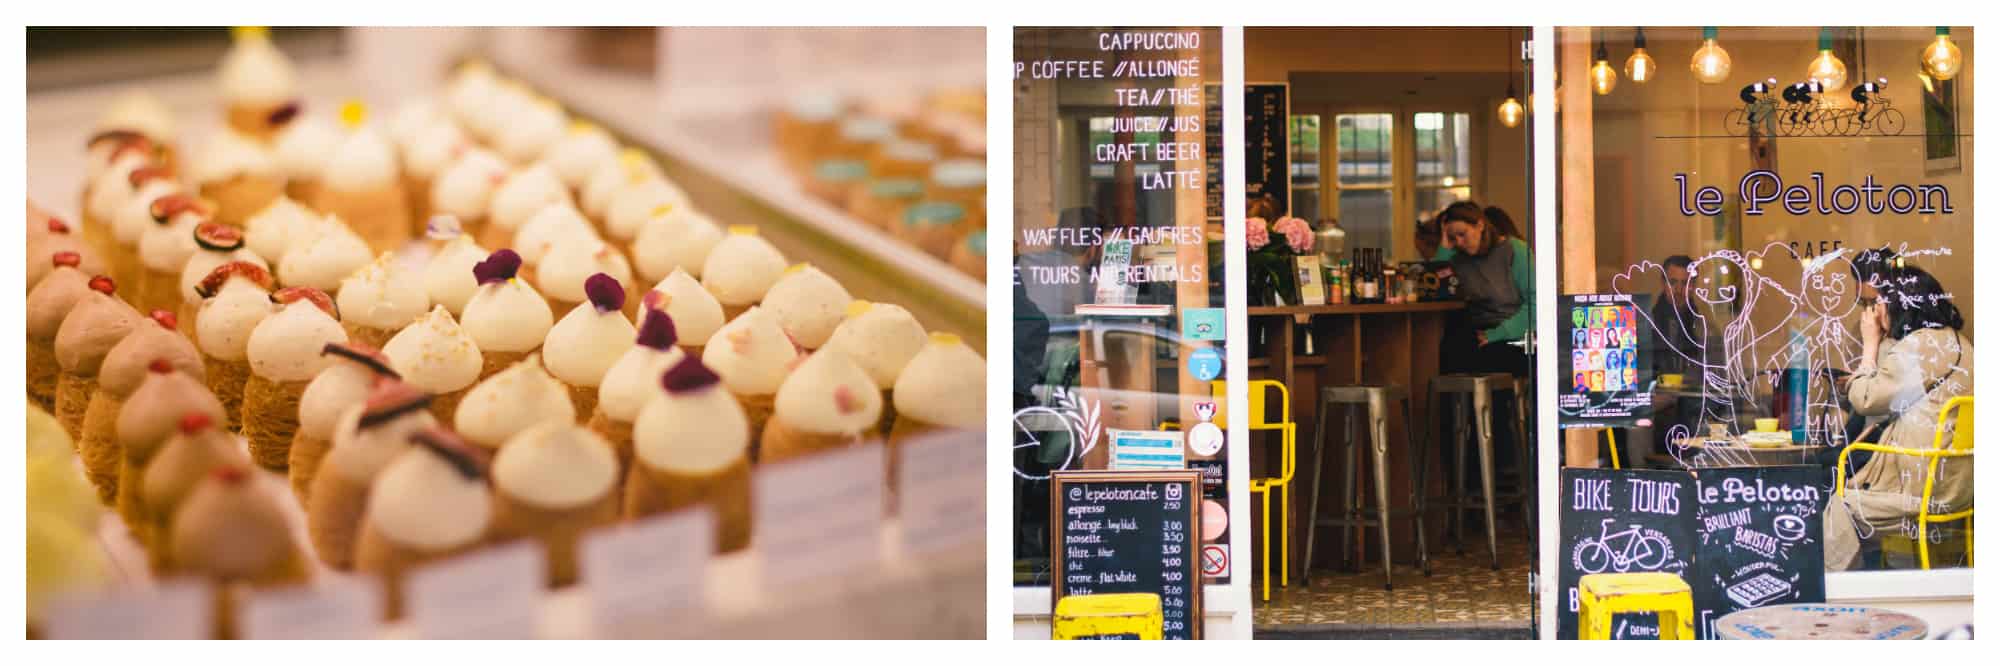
[1554,25,1973,638]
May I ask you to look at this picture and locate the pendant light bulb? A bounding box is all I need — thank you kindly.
[1807,28,1849,90]
[1690,27,1732,84]
[1498,92,1524,128]
[1590,42,1617,95]
[1624,28,1655,84]
[1922,27,1963,81]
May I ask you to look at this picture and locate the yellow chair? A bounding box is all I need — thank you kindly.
[1052,593,1163,640]
[1577,572,1695,640]
[1837,396,1975,570]
[1214,379,1297,602]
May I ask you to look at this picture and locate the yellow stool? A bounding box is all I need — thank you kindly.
[1577,572,1695,640]
[1052,593,1164,640]
[1214,380,1297,601]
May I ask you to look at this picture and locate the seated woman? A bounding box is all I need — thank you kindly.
[1824,264,1974,570]
[1433,201,1534,376]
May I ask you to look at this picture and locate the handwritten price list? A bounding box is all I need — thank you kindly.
[1053,473,1202,639]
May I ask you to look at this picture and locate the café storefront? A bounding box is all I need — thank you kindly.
[1548,26,1974,639]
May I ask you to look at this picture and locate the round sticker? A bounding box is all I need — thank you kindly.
[1201,499,1229,542]
[1187,421,1225,457]
[1187,347,1224,381]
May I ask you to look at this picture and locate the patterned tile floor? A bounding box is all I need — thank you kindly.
[1253,535,1534,632]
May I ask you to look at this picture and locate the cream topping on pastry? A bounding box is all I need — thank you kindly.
[421,234,488,315]
[97,89,177,145]
[141,417,249,513]
[55,292,141,375]
[246,296,348,382]
[430,149,508,222]
[403,120,469,181]
[700,228,787,308]
[647,269,725,347]
[113,179,182,246]
[322,124,399,192]
[387,98,445,150]
[537,237,633,305]
[445,63,501,131]
[772,351,882,435]
[492,423,618,509]
[489,163,569,233]
[217,28,296,107]
[188,129,277,185]
[454,354,574,450]
[178,246,265,307]
[494,100,566,165]
[760,264,852,349]
[324,399,427,483]
[582,150,659,219]
[87,151,150,225]
[543,124,618,189]
[542,281,636,388]
[115,369,224,453]
[367,438,491,551]
[27,268,94,344]
[381,305,483,395]
[631,206,724,282]
[893,333,984,429]
[337,254,429,331]
[273,114,340,182]
[605,178,687,242]
[595,308,685,423]
[460,250,553,353]
[196,278,274,361]
[821,301,928,387]
[513,201,596,266]
[26,237,102,293]
[699,307,796,397]
[298,359,388,442]
[634,358,748,474]
[242,196,317,262]
[276,221,372,293]
[100,316,206,398]
[138,213,201,273]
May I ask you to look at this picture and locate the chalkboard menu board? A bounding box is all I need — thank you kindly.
[1558,468,1695,640]
[1690,466,1828,639]
[1243,83,1289,216]
[1051,470,1203,640]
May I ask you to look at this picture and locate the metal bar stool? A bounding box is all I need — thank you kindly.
[1303,384,1424,590]
[1429,372,1532,570]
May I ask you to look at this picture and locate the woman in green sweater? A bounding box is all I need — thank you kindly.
[1432,201,1534,377]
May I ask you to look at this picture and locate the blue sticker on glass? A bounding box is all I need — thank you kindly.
[1187,347,1224,381]
[1182,308,1226,341]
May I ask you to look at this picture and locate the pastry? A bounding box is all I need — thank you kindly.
[582,149,660,222]
[139,412,252,573]
[848,177,925,232]
[490,423,620,586]
[381,304,483,422]
[272,111,339,204]
[759,263,852,350]
[336,253,429,349]
[315,102,411,253]
[53,281,141,440]
[241,196,319,269]
[386,98,447,154]
[604,177,686,248]
[189,129,283,227]
[192,261,276,430]
[646,269,724,355]
[216,26,299,143]
[453,352,575,451]
[758,350,882,464]
[275,218,372,296]
[536,236,636,317]
[512,201,596,279]
[461,249,554,381]
[175,222,265,337]
[242,287,348,470]
[700,306,797,456]
[26,262,96,412]
[133,193,210,313]
[886,333,984,503]
[83,310,203,510]
[289,343,400,504]
[111,365,225,546]
[821,300,929,435]
[949,229,986,279]
[898,198,969,259]
[305,382,433,571]
[493,96,565,165]
[444,61,503,139]
[586,306,682,478]
[432,148,509,246]
[420,227,488,316]
[31,215,111,294]
[772,91,842,174]
[542,122,618,190]
[90,91,177,178]
[630,205,723,284]
[397,115,469,223]
[701,226,787,320]
[626,356,752,552]
[355,427,494,619]
[83,137,156,247]
[542,274,636,415]
[103,163,177,289]
[169,465,311,639]
[487,163,569,250]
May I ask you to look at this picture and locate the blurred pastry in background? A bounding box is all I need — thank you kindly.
[290,343,399,505]
[760,264,851,350]
[111,363,225,548]
[83,135,156,246]
[847,177,924,232]
[821,300,929,436]
[701,226,787,320]
[134,194,209,313]
[452,352,574,452]
[170,464,311,639]
[241,197,318,273]
[273,110,340,205]
[192,261,276,430]
[587,306,682,478]
[306,382,432,571]
[582,149,659,223]
[241,287,348,470]
[511,201,597,281]
[27,405,109,636]
[91,90,178,177]
[487,163,570,250]
[316,103,411,253]
[189,129,283,228]
[337,254,429,349]
[646,269,724,355]
[355,427,494,619]
[274,217,371,296]
[444,61,503,141]
[53,280,141,440]
[27,258,97,412]
[759,350,881,464]
[381,304,482,422]
[31,215,110,294]
[85,311,204,519]
[106,166,180,289]
[627,355,752,552]
[541,122,618,191]
[490,423,620,587]
[216,26,299,143]
[433,148,509,247]
[950,229,986,280]
[630,206,722,284]
[396,111,470,224]
[493,95,566,166]
[604,176,686,251]
[140,412,251,573]
[773,92,843,175]
[461,249,553,381]
[420,222,489,317]
[543,274,636,416]
[886,333,984,501]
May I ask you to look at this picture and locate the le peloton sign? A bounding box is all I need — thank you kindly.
[1675,171,1955,217]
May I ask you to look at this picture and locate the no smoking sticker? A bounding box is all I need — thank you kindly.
[1201,544,1229,578]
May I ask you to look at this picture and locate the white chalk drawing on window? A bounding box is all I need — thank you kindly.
[1012,387,1104,480]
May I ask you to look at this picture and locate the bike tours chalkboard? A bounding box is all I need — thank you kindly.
[1051,470,1203,639]
[1690,466,1828,639]
[1558,467,1696,640]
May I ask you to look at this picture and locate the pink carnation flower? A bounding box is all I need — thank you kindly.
[1246,217,1271,250]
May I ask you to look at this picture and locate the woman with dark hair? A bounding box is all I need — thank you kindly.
[1824,264,1975,570]
[1433,200,1535,376]
[1481,205,1525,247]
